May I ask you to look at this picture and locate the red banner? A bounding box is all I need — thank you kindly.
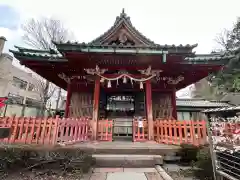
[0,97,7,109]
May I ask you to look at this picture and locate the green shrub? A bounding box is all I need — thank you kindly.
[178,144,200,164]
[193,147,214,180]
[0,147,95,179]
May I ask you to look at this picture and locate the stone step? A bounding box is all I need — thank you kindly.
[92,148,180,161]
[92,147,179,156]
[93,154,163,168]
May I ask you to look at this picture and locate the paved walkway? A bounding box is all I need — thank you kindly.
[85,168,164,180]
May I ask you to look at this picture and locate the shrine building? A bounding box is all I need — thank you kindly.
[10,10,232,141]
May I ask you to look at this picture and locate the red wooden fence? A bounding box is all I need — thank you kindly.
[0,116,208,146]
[0,116,90,146]
[154,119,207,146]
[97,119,113,141]
[132,118,148,142]
[58,117,90,145]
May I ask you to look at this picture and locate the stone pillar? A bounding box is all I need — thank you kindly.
[145,80,154,140]
[92,76,100,140]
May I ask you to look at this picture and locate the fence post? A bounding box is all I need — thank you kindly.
[52,116,60,145]
[3,104,7,117]
[190,120,196,145]
[202,120,207,144]
[204,114,217,180]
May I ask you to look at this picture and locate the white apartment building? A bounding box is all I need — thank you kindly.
[0,36,42,116]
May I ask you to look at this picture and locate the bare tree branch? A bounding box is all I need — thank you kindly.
[33,76,57,114]
[214,29,232,52]
[21,18,73,50]
[21,17,73,115]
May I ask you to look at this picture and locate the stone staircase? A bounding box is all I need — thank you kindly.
[86,141,180,168]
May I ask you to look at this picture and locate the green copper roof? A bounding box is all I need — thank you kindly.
[55,42,198,49]
[54,42,198,55]
[9,46,66,62]
[184,53,234,64]
[10,46,232,66]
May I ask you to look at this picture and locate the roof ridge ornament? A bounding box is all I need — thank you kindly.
[120,8,126,17]
[114,8,131,25]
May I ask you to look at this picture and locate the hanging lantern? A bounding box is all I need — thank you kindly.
[116,79,119,86]
[100,77,105,83]
[123,75,127,83]
[130,78,133,86]
[140,81,143,89]
[107,80,111,88]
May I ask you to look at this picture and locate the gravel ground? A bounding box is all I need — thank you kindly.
[163,164,198,180]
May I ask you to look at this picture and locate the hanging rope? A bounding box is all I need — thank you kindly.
[97,73,156,82]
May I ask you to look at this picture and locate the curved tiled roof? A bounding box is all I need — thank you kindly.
[9,10,233,65]
[176,98,231,108]
[54,41,198,50]
[9,46,231,65]
[53,9,198,52]
[9,46,65,61]
[202,106,240,113]
[184,53,234,62]
[90,8,156,46]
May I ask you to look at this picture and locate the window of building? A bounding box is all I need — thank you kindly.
[12,77,28,90]
[177,111,193,121]
[8,93,24,104]
[25,98,42,107]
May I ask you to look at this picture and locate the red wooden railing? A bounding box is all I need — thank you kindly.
[0,116,90,146]
[97,119,113,141]
[154,119,207,146]
[0,116,208,146]
[58,117,90,145]
[132,118,148,142]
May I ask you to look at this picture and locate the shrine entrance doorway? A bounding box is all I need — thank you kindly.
[102,91,145,141]
[106,93,134,141]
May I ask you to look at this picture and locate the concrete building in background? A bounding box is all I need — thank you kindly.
[0,36,42,117]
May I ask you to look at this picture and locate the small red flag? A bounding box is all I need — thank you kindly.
[0,97,7,109]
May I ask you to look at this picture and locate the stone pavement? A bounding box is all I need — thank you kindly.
[86,168,164,180]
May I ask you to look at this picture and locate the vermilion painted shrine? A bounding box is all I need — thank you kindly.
[9,10,232,143]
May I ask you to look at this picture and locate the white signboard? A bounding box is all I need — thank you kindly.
[138,121,143,128]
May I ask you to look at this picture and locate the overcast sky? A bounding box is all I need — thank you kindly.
[0,0,239,97]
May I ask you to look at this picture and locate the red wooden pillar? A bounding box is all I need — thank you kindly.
[145,80,154,140]
[65,81,72,118]
[92,76,100,140]
[171,87,177,119]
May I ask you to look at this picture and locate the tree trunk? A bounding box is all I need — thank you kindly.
[55,87,61,110]
[40,81,50,117]
[40,102,46,117]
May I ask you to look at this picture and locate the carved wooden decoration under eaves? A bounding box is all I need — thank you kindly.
[70,92,93,118]
[152,93,173,119]
[107,27,141,46]
[103,25,150,46]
